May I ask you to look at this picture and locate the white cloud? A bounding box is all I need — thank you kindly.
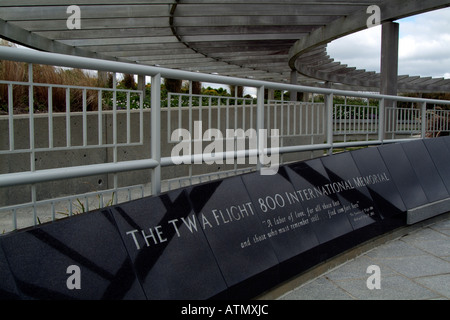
[327,7,450,79]
[327,25,381,73]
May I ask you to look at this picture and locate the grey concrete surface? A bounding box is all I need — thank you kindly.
[278,215,450,300]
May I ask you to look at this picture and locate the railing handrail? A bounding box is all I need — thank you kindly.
[1,46,450,106]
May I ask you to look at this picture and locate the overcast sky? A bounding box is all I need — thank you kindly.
[327,7,450,79]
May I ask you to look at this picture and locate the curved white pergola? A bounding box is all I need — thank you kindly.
[0,0,449,91]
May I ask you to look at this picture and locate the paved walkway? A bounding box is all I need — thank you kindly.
[278,215,450,300]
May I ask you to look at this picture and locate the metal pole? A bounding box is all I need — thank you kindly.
[112,73,118,203]
[256,86,265,171]
[28,63,38,224]
[421,101,427,138]
[151,73,161,195]
[378,98,385,143]
[325,92,334,155]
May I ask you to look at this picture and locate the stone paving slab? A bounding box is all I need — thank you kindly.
[414,274,450,299]
[373,255,450,279]
[279,215,450,300]
[279,277,354,300]
[333,275,441,300]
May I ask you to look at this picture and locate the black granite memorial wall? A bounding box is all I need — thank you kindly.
[423,138,450,193]
[284,159,355,261]
[241,171,320,281]
[0,243,20,299]
[0,209,145,300]
[186,176,280,299]
[378,143,429,209]
[1,137,450,300]
[350,147,406,231]
[110,189,228,300]
[401,140,449,202]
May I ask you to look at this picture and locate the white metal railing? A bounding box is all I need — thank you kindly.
[333,104,425,141]
[267,100,325,138]
[426,107,450,137]
[385,107,422,137]
[332,104,450,141]
[167,93,256,144]
[0,79,145,154]
[333,104,379,143]
[1,45,450,234]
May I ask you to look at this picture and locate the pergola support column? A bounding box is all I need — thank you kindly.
[138,75,146,100]
[380,21,399,107]
[290,70,298,101]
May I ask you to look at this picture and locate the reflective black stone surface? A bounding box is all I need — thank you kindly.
[0,242,20,299]
[241,171,320,262]
[424,137,450,192]
[1,210,145,300]
[378,143,429,209]
[187,176,279,293]
[401,140,449,202]
[241,170,320,280]
[350,147,406,229]
[320,152,382,231]
[285,159,353,244]
[441,135,450,152]
[110,189,227,300]
[1,139,449,300]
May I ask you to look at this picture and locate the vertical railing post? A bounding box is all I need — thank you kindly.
[28,64,35,172]
[8,84,14,152]
[378,98,385,143]
[421,101,427,139]
[112,73,119,204]
[28,63,38,225]
[325,92,333,155]
[256,85,265,171]
[151,73,162,195]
